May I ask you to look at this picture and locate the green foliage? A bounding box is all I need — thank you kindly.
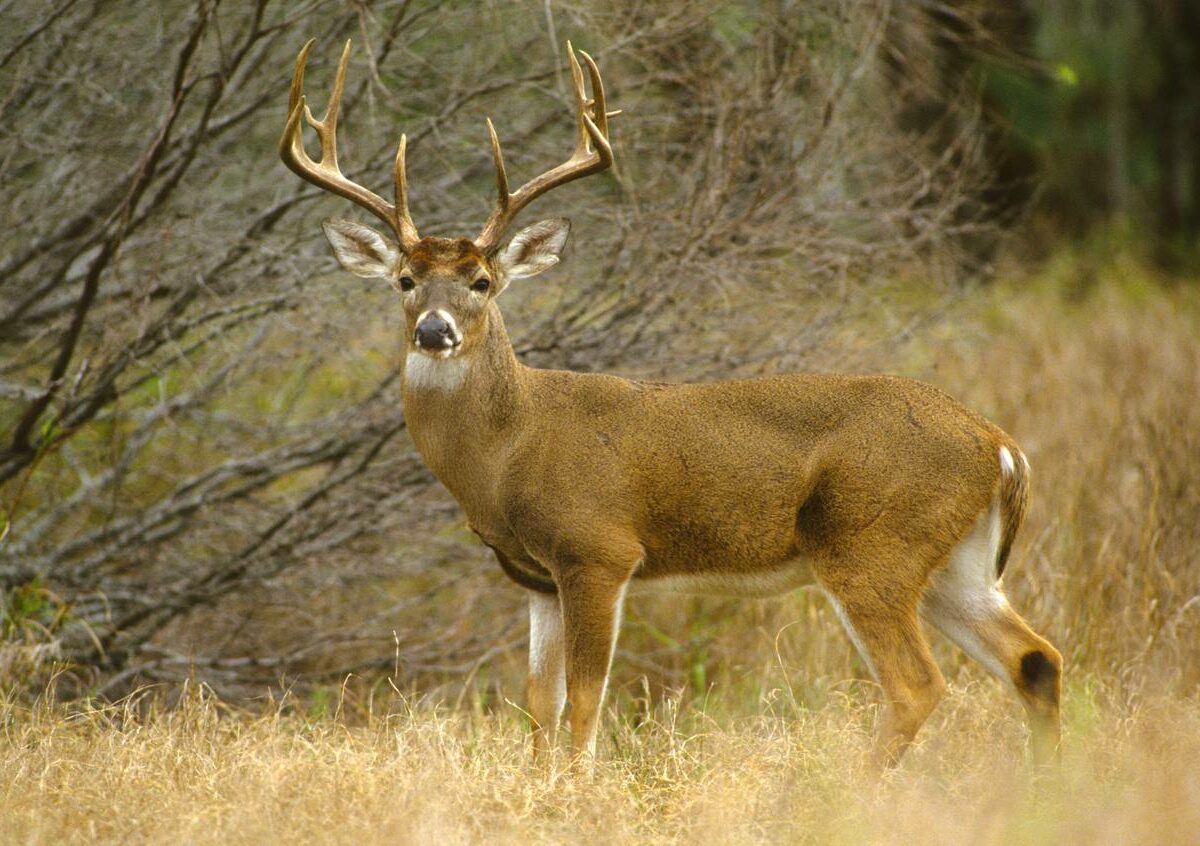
[979,1,1200,269]
[2,577,67,641]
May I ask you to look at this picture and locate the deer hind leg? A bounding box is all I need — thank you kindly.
[527,591,566,763]
[921,505,1062,764]
[822,574,948,770]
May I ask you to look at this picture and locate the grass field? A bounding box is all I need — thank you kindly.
[2,681,1200,840]
[2,681,1199,844]
[3,261,1199,844]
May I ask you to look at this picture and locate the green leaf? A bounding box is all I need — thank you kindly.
[1054,63,1079,86]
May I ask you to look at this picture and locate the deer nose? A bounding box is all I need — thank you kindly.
[415,312,459,351]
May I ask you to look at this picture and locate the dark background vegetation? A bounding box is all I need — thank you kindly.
[2,0,1198,709]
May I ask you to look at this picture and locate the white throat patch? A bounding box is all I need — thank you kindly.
[404,352,468,392]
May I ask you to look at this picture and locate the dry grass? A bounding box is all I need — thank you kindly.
[3,265,1200,843]
[2,681,1199,844]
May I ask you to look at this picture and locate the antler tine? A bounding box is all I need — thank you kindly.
[485,117,511,210]
[474,42,616,253]
[578,50,609,147]
[287,39,313,116]
[314,38,350,164]
[566,43,590,157]
[393,134,420,248]
[279,39,421,251]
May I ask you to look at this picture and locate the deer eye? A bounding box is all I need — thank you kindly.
[471,277,491,293]
[398,276,415,292]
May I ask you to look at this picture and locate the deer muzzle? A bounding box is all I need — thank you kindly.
[414,310,462,355]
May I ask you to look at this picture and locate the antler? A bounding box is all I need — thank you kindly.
[280,39,420,252]
[475,42,617,253]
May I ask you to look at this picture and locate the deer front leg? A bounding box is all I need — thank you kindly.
[557,571,630,762]
[527,591,566,762]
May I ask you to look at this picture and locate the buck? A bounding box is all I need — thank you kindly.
[281,39,1062,769]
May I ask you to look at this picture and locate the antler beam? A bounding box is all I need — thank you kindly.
[279,39,421,252]
[474,42,617,253]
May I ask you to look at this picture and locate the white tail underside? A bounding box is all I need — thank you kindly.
[920,490,1012,681]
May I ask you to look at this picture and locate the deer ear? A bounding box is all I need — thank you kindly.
[498,218,571,283]
[322,219,399,278]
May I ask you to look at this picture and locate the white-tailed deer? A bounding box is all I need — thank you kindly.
[281,40,1061,769]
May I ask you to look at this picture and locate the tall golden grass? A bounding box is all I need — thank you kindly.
[2,264,1199,844]
[2,679,1198,844]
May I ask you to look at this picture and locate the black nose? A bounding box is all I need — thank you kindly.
[415,315,455,349]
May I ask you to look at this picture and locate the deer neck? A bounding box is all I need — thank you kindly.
[400,303,526,508]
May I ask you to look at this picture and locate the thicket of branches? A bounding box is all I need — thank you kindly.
[0,0,1002,699]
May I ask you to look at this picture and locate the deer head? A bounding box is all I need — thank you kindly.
[280,39,615,360]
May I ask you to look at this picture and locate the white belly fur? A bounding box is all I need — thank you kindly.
[631,557,815,598]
